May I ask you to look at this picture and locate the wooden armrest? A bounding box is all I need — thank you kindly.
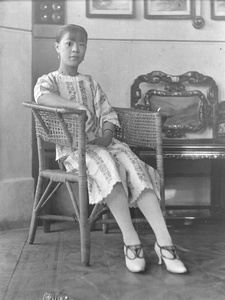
[22,101,86,116]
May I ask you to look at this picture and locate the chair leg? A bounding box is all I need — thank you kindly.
[28,177,56,243]
[42,182,63,233]
[65,181,91,265]
[43,183,51,233]
[102,211,109,234]
[43,215,51,233]
[28,176,44,244]
[80,222,91,266]
[79,184,91,266]
[28,212,39,244]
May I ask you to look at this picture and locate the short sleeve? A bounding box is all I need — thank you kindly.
[93,80,120,128]
[34,73,59,103]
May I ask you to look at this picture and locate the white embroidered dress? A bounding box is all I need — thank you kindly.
[34,71,160,206]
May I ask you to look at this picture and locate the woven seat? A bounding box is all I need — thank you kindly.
[23,102,165,266]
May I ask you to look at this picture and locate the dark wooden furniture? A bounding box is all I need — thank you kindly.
[131,71,225,218]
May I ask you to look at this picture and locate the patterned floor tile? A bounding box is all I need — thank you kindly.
[1,220,225,300]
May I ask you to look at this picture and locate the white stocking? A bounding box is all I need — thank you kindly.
[105,183,140,246]
[137,189,172,246]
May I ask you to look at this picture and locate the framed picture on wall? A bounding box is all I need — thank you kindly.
[86,0,134,18]
[211,0,225,20]
[144,0,194,19]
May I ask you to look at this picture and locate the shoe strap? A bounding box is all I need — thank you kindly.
[157,242,179,260]
[124,244,144,260]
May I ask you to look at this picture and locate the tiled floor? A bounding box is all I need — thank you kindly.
[1,219,225,300]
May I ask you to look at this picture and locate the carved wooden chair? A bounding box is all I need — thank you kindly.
[23,102,165,266]
[130,71,221,217]
[131,71,218,141]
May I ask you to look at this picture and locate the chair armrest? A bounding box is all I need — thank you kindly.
[22,101,86,116]
[23,101,87,149]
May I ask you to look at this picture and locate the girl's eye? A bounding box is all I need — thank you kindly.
[66,42,71,46]
[79,43,86,47]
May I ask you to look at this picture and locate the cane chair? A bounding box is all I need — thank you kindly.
[23,102,165,266]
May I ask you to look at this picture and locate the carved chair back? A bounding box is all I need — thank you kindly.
[131,71,218,140]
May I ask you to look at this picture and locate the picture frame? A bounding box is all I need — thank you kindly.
[144,0,194,19]
[86,0,134,18]
[211,0,225,20]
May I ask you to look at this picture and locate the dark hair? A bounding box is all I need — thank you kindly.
[56,24,88,43]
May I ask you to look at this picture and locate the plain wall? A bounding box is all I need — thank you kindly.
[0,0,34,229]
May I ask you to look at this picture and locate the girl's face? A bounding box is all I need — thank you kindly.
[55,30,87,72]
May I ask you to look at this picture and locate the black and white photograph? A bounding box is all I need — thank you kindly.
[1,0,225,299]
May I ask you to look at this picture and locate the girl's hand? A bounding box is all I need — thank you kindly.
[89,126,114,147]
[89,136,112,147]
